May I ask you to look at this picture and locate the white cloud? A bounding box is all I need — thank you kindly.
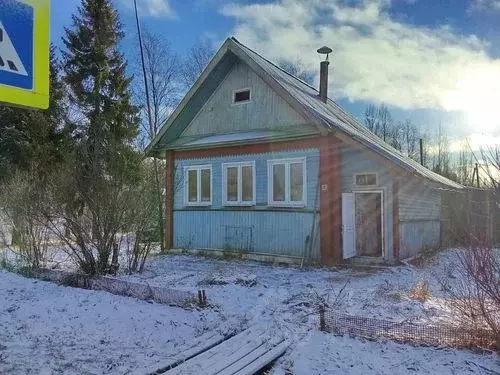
[221,0,500,133]
[470,0,500,12]
[120,0,176,19]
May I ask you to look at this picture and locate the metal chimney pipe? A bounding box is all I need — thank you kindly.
[319,60,329,102]
[317,46,333,103]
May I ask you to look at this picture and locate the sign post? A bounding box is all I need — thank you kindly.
[0,0,50,109]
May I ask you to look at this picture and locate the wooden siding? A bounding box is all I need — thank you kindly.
[181,60,308,138]
[173,211,319,259]
[341,146,395,260]
[398,178,441,259]
[399,181,441,221]
[172,149,321,260]
[399,221,440,259]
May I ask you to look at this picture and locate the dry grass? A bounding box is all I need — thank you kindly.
[409,280,431,302]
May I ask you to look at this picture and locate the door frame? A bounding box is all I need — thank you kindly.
[353,189,385,258]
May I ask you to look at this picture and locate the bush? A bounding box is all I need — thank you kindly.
[441,247,500,348]
[0,172,51,268]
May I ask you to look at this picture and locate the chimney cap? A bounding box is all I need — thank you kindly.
[317,46,333,55]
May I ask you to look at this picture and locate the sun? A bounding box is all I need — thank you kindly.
[442,66,500,133]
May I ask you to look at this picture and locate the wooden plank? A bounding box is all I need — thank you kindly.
[231,340,291,375]
[164,326,265,375]
[202,337,267,374]
[217,338,286,375]
[143,332,226,375]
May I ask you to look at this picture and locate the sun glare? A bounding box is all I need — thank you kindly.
[443,66,500,133]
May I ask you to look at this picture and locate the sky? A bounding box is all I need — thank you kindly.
[51,0,500,150]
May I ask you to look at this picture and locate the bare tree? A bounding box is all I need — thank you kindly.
[180,40,214,91]
[134,29,179,252]
[0,171,50,269]
[440,246,500,348]
[420,133,432,168]
[401,119,419,161]
[388,122,403,151]
[278,58,315,85]
[431,123,453,178]
[476,144,499,189]
[41,160,137,275]
[363,104,394,142]
[139,30,179,143]
[455,140,475,186]
[364,104,379,135]
[377,104,392,142]
[123,160,160,273]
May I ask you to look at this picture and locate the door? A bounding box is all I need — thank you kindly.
[342,193,356,259]
[355,192,383,257]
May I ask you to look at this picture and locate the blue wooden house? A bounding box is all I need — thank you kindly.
[146,38,463,265]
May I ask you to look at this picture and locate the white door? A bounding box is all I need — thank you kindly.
[342,193,356,259]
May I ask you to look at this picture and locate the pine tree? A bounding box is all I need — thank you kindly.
[61,0,141,274]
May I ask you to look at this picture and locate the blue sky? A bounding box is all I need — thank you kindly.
[51,0,500,149]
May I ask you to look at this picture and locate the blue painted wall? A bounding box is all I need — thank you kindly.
[172,141,443,262]
[340,145,395,261]
[398,177,441,259]
[399,221,440,259]
[173,148,321,260]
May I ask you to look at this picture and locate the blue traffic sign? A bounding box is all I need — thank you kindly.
[0,0,49,109]
[0,0,34,91]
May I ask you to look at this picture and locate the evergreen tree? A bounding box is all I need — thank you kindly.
[62,0,139,183]
[0,47,71,182]
[61,0,141,274]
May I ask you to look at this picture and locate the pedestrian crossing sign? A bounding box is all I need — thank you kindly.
[0,0,50,109]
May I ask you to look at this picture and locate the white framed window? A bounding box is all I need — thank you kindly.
[184,165,212,206]
[222,161,256,206]
[354,172,378,187]
[267,157,307,207]
[232,88,251,104]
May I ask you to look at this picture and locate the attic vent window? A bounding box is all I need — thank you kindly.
[354,173,378,186]
[233,88,251,104]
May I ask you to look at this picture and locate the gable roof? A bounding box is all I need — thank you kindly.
[147,37,463,190]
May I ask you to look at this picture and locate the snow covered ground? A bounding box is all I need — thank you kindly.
[117,249,465,324]
[1,248,498,374]
[272,332,499,375]
[0,270,223,375]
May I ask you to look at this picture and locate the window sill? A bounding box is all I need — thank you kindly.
[223,202,256,207]
[184,202,212,207]
[268,202,306,208]
[231,100,252,106]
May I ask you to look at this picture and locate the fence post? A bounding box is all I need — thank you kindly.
[197,290,207,307]
[319,304,326,332]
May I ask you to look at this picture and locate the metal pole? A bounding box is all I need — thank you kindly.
[134,0,165,252]
[134,0,153,137]
[419,138,424,166]
[475,163,480,188]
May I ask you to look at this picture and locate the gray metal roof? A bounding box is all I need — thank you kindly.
[230,38,463,189]
[147,37,463,189]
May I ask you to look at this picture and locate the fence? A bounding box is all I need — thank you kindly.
[321,310,497,349]
[441,188,497,247]
[29,268,199,307]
